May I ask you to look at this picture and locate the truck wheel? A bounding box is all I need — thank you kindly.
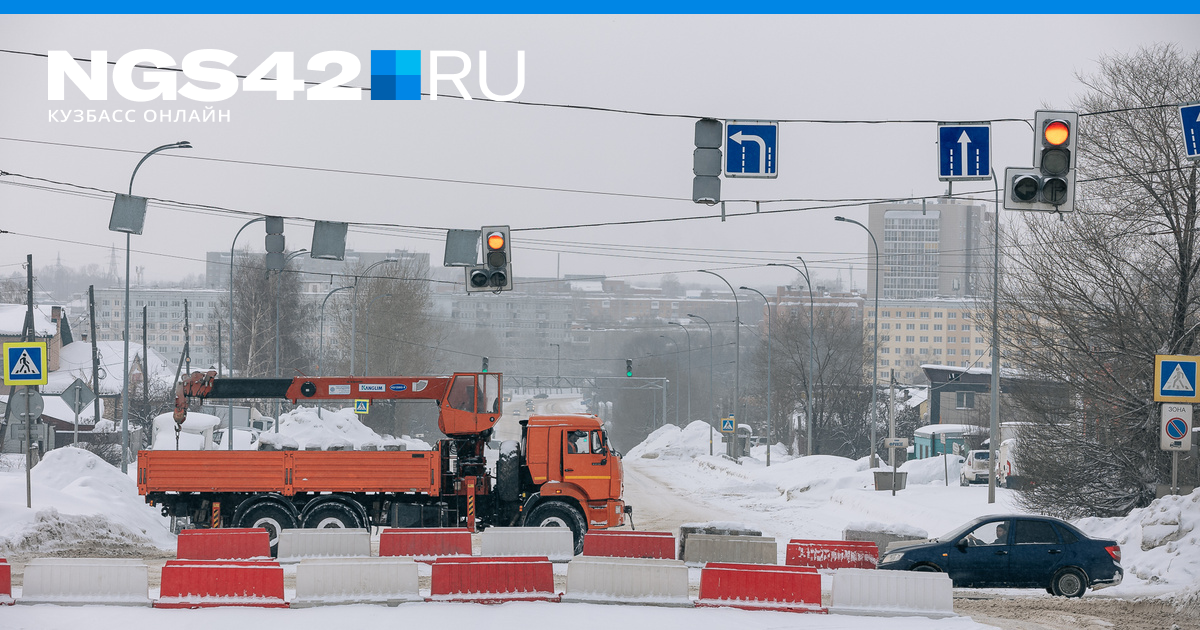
[238,501,298,556]
[496,441,521,503]
[302,500,365,529]
[526,500,586,555]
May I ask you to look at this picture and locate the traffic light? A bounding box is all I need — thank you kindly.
[693,118,722,205]
[265,216,284,270]
[482,357,489,373]
[1004,110,1078,212]
[465,225,512,292]
[625,359,633,377]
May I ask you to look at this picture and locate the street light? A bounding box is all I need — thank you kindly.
[112,140,191,472]
[741,286,772,466]
[227,216,266,450]
[669,322,691,424]
[319,285,354,377]
[550,343,561,378]
[769,259,816,457]
[698,270,739,457]
[659,335,680,426]
[352,257,398,376]
[364,293,393,377]
[688,313,715,456]
[835,215,881,468]
[274,248,308,432]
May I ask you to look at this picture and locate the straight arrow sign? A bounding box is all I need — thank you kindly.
[938,123,991,182]
[1181,103,1200,161]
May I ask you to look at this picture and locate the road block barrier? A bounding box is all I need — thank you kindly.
[176,528,271,560]
[480,526,574,561]
[429,556,558,603]
[681,534,776,565]
[276,528,371,561]
[697,562,825,613]
[379,528,472,560]
[829,567,954,617]
[0,558,10,605]
[292,557,421,607]
[583,531,675,559]
[155,560,287,608]
[563,556,690,606]
[19,558,150,606]
[786,539,879,570]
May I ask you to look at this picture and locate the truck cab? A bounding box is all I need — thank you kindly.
[519,415,625,536]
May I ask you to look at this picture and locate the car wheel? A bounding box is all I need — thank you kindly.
[960,475,969,486]
[1051,567,1087,598]
[912,564,941,572]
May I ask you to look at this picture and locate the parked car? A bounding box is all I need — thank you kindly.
[960,449,992,485]
[533,393,549,399]
[878,515,1122,597]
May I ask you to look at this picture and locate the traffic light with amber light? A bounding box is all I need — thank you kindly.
[626,359,633,377]
[465,225,512,292]
[1004,110,1078,212]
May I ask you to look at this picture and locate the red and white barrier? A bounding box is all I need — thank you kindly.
[429,556,558,603]
[563,556,690,606]
[292,557,421,607]
[155,560,287,608]
[583,531,675,559]
[697,562,826,613]
[480,527,574,561]
[176,528,271,560]
[379,528,472,560]
[830,567,954,617]
[0,558,11,605]
[19,558,150,606]
[276,528,371,561]
[786,539,879,570]
[681,534,777,565]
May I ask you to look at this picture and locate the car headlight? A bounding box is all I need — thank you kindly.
[882,552,905,564]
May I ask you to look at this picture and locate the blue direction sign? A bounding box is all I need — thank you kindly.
[938,124,991,181]
[1181,103,1200,161]
[720,418,735,433]
[4,342,47,386]
[724,120,778,178]
[1155,355,1200,403]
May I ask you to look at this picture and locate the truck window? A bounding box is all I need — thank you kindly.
[566,430,589,454]
[590,430,605,454]
[446,375,476,412]
[483,374,500,413]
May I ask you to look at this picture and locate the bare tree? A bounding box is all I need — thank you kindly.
[219,250,310,378]
[998,45,1200,517]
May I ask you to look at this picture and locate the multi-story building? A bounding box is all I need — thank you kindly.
[91,287,224,371]
[874,298,994,384]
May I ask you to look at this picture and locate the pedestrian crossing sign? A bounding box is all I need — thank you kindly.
[720,417,735,433]
[1155,355,1200,403]
[4,342,47,386]
[354,399,370,414]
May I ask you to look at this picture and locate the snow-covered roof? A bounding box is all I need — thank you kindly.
[44,340,174,396]
[567,280,604,292]
[913,423,985,437]
[0,304,56,337]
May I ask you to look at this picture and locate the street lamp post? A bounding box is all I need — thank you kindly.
[227,216,266,450]
[669,322,691,423]
[364,293,393,377]
[835,216,881,468]
[115,140,191,472]
[274,249,308,432]
[550,343,560,378]
[659,336,680,426]
[769,260,816,456]
[699,271,739,457]
[741,286,772,466]
[688,313,714,456]
[319,286,354,377]
[351,258,398,376]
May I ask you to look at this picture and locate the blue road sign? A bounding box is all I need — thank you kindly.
[1166,418,1189,440]
[4,342,47,386]
[1181,103,1200,161]
[938,124,991,181]
[720,418,735,433]
[1159,359,1198,399]
[724,120,778,178]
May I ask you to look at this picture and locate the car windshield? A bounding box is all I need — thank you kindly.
[973,451,989,460]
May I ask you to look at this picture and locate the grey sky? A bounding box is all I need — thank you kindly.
[1,15,1197,293]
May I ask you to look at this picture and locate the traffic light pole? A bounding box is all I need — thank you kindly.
[988,171,1001,504]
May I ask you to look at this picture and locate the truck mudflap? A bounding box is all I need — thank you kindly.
[586,499,626,529]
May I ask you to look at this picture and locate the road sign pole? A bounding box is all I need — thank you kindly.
[25,391,31,508]
[1173,451,1180,495]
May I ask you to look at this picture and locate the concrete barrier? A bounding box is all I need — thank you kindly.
[177,528,271,560]
[0,558,10,605]
[583,531,675,559]
[829,567,954,618]
[678,524,761,560]
[277,528,371,561]
[379,528,472,560]
[292,557,421,607]
[562,556,690,606]
[19,558,150,606]
[697,562,825,613]
[786,539,878,570]
[156,560,287,608]
[429,556,558,603]
[843,525,928,557]
[480,526,574,562]
[681,534,776,565]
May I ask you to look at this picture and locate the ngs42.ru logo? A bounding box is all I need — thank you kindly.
[48,49,525,102]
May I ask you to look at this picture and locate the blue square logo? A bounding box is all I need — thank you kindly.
[371,50,421,101]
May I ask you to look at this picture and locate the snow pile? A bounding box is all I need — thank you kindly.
[1076,489,1200,592]
[627,421,714,460]
[276,406,430,451]
[0,447,173,557]
[897,454,965,485]
[775,455,872,499]
[846,520,929,538]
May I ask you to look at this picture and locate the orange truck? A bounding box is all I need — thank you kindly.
[138,371,628,554]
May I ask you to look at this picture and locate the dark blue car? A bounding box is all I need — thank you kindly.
[878,515,1122,597]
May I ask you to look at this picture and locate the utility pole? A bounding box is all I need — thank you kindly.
[25,254,35,507]
[89,286,101,426]
[142,305,149,423]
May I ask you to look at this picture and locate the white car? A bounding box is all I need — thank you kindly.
[960,449,992,485]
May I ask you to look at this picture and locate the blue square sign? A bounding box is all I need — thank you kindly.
[725,120,778,178]
[4,342,47,386]
[938,123,991,181]
[1181,103,1200,161]
[1155,354,1200,403]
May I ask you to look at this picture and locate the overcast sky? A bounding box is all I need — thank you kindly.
[1,15,1197,295]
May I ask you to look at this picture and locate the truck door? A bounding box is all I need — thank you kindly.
[562,429,611,500]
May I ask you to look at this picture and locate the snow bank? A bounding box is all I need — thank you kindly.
[845,520,929,538]
[898,454,965,485]
[1075,489,1200,594]
[0,448,174,556]
[627,421,713,460]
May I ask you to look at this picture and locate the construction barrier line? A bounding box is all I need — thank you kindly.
[176,528,271,560]
[429,556,558,604]
[583,531,676,560]
[697,562,826,614]
[155,560,287,608]
[379,528,472,560]
[786,539,879,570]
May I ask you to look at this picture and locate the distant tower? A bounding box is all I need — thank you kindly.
[108,244,120,284]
